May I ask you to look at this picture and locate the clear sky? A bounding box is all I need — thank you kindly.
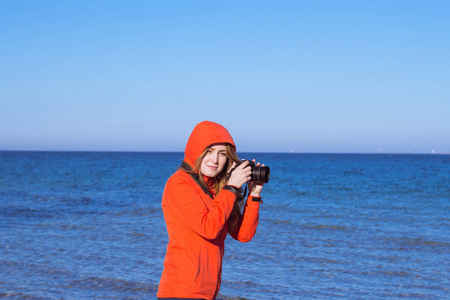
[1,0,449,153]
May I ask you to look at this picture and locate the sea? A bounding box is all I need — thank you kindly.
[0,151,449,300]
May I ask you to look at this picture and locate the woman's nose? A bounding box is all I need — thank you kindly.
[211,153,219,163]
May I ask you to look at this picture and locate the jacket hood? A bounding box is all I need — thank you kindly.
[183,121,235,168]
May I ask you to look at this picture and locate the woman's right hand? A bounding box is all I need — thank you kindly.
[227,161,252,188]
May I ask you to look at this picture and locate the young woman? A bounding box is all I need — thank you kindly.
[157,121,265,300]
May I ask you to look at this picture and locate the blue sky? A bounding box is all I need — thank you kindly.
[1,0,449,153]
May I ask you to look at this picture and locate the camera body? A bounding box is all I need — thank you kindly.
[239,159,270,183]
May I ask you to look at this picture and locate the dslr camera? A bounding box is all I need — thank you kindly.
[237,159,270,183]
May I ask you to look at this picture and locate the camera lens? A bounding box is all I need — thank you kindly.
[251,165,270,183]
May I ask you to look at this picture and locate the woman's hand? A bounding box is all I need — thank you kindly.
[227,161,252,189]
[248,160,265,197]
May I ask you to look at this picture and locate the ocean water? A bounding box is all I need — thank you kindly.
[0,151,449,299]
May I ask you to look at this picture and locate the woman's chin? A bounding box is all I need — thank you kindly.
[201,168,221,178]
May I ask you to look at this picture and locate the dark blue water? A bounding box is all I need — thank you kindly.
[0,151,449,299]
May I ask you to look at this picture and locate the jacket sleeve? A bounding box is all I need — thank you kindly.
[163,174,237,240]
[229,195,260,242]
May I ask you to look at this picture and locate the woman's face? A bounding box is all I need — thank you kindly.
[200,144,228,178]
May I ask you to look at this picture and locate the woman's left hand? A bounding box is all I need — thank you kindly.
[248,160,265,197]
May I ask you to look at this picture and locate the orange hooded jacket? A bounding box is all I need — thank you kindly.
[157,121,260,300]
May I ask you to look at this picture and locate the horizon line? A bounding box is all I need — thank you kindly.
[1,149,449,155]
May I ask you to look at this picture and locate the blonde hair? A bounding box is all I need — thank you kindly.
[190,144,243,234]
